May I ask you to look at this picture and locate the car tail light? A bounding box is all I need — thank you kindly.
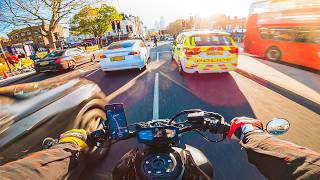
[228,47,238,54]
[129,51,140,56]
[184,48,201,56]
[54,58,62,63]
[100,55,107,58]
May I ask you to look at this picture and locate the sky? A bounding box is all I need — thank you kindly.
[115,0,257,28]
[0,0,257,37]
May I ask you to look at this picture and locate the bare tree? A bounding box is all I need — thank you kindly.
[0,0,97,49]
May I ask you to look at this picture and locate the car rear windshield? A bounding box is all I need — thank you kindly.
[107,41,135,50]
[41,51,65,60]
[192,34,233,46]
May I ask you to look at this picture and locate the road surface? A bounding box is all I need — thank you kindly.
[8,42,320,180]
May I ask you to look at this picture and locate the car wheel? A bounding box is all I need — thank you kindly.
[91,55,95,63]
[141,65,147,71]
[69,60,76,70]
[266,46,281,61]
[79,109,111,161]
[178,60,184,74]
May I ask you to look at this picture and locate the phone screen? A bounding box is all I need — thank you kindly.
[105,104,129,139]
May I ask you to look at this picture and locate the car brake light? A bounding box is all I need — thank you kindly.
[183,48,200,56]
[100,55,107,58]
[228,47,238,54]
[129,51,140,56]
[54,58,62,63]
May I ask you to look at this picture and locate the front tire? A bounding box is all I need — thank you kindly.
[266,46,281,61]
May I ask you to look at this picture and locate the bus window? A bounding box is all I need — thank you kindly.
[294,30,309,43]
[269,28,294,42]
[309,30,320,44]
[260,28,270,39]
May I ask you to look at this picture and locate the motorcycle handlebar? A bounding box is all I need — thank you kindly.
[87,110,231,147]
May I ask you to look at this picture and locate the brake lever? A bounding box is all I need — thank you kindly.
[168,109,203,124]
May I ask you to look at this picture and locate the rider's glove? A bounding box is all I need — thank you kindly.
[227,117,264,140]
[59,129,88,149]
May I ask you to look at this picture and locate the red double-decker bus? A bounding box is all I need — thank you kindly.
[244,0,320,70]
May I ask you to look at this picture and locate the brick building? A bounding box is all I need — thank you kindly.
[7,25,64,50]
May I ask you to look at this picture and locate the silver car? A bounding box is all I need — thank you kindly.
[99,40,151,72]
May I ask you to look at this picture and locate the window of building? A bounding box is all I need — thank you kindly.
[26,31,31,36]
[21,32,25,37]
[16,34,19,38]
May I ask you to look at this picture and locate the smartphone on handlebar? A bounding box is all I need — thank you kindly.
[105,103,129,139]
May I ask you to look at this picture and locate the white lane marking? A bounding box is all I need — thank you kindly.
[157,52,159,62]
[153,73,159,120]
[85,68,100,77]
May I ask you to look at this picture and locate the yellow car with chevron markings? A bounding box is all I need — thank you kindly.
[171,30,238,74]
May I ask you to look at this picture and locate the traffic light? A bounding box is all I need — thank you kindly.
[126,25,129,33]
[112,21,116,31]
[116,20,121,31]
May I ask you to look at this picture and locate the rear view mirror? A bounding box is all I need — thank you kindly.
[266,118,290,136]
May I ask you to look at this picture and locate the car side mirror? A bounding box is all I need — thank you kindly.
[266,118,290,136]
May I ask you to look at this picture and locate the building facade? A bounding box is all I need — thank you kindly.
[104,14,145,42]
[7,25,64,51]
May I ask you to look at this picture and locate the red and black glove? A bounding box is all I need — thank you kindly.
[227,117,263,139]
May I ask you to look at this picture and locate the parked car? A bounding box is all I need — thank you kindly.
[34,48,95,73]
[172,30,238,74]
[0,78,107,165]
[99,40,150,72]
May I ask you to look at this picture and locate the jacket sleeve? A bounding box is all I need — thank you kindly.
[240,132,320,180]
[0,143,81,180]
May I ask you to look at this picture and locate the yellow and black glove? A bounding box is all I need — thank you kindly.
[59,129,88,149]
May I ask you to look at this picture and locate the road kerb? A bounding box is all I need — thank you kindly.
[0,71,36,87]
[236,68,320,115]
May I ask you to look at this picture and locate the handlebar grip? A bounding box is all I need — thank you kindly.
[87,129,108,147]
[209,122,230,135]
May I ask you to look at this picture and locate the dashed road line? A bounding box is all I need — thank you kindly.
[85,68,100,77]
[157,52,159,62]
[153,72,159,119]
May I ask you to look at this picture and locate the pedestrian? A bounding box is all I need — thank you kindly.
[153,36,158,47]
[7,53,19,67]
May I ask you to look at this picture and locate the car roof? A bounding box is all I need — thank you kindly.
[114,39,140,44]
[179,30,231,37]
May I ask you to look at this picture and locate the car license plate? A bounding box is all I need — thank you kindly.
[195,58,232,63]
[206,51,224,56]
[111,56,125,61]
[40,61,49,66]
